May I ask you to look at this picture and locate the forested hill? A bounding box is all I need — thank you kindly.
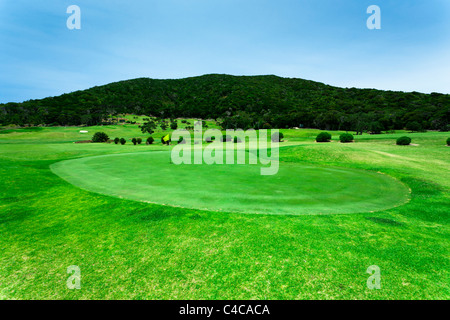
[1,74,449,132]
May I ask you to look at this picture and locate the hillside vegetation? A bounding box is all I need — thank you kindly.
[1,74,449,132]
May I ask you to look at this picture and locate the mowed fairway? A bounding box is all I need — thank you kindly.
[51,151,409,215]
[0,126,449,299]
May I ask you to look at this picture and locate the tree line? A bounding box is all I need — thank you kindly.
[1,74,448,132]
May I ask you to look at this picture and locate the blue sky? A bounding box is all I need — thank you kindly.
[1,0,449,103]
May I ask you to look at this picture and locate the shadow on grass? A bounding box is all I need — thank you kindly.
[365,217,404,226]
[0,205,36,224]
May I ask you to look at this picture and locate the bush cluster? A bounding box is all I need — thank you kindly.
[339,133,354,143]
[316,132,332,142]
[92,132,109,143]
[396,136,411,145]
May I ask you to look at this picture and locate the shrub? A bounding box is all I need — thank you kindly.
[181,120,187,123]
[170,122,178,130]
[446,137,450,146]
[120,138,126,145]
[316,132,332,142]
[396,136,411,145]
[92,132,109,143]
[137,138,142,145]
[146,137,154,145]
[271,132,284,142]
[132,138,137,145]
[339,133,354,143]
[114,137,120,145]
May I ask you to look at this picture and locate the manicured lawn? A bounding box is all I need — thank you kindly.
[0,125,448,299]
[50,151,409,215]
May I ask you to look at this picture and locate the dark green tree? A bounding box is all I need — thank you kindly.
[368,121,383,134]
[139,120,157,135]
[339,133,354,143]
[406,121,422,132]
[396,136,411,145]
[316,132,332,142]
[92,132,109,143]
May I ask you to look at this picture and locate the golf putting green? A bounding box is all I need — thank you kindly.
[50,151,410,215]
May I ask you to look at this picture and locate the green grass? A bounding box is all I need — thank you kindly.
[50,151,409,215]
[0,118,219,145]
[0,124,449,299]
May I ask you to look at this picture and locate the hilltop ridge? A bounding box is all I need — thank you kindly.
[1,74,448,131]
